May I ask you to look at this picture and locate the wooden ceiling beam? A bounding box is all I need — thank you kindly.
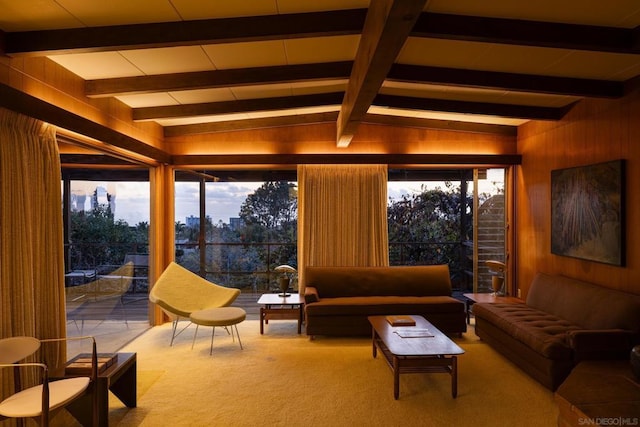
[388,64,625,98]
[5,9,636,57]
[412,13,639,54]
[137,90,567,123]
[163,111,515,137]
[133,92,344,121]
[86,62,353,98]
[164,112,339,136]
[337,0,428,148]
[3,9,367,56]
[374,94,572,120]
[362,113,518,136]
[87,60,622,100]
[0,83,170,163]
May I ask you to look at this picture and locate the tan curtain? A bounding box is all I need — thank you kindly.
[297,164,389,292]
[0,108,66,394]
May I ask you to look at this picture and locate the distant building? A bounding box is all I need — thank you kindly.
[229,217,243,230]
[92,186,116,214]
[186,215,199,228]
[186,215,212,228]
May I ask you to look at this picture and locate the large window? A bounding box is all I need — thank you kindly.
[387,168,506,292]
[63,177,150,352]
[173,168,507,295]
[174,174,297,293]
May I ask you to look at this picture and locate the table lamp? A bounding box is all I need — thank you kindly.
[274,264,297,297]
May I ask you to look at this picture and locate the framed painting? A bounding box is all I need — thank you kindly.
[551,159,625,266]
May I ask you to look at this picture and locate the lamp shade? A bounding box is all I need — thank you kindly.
[485,260,506,273]
[274,265,297,274]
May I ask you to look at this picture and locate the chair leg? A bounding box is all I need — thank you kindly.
[233,324,243,350]
[170,318,193,346]
[191,324,200,350]
[170,319,178,346]
[119,296,129,329]
[209,326,216,355]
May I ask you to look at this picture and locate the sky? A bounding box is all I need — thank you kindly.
[72,169,504,226]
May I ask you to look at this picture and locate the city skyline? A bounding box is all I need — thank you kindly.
[71,170,504,226]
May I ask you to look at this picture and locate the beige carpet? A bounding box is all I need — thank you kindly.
[110,320,558,427]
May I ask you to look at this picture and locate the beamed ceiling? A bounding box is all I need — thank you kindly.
[2,0,640,173]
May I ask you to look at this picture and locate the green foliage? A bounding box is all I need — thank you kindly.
[239,181,297,240]
[238,181,297,268]
[387,183,472,272]
[69,189,147,269]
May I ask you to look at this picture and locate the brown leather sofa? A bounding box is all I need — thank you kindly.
[473,273,640,390]
[303,265,467,337]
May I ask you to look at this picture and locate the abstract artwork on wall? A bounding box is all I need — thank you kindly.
[551,160,625,266]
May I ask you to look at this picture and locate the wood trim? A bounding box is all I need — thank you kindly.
[171,153,522,166]
[0,83,171,163]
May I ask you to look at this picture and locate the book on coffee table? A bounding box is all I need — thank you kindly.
[385,315,416,327]
[393,328,434,338]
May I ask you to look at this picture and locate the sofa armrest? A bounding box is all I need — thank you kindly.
[304,287,320,304]
[568,329,635,361]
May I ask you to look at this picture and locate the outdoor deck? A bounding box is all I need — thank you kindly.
[66,290,264,323]
[65,290,266,353]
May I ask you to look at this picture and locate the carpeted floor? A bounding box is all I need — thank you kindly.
[101,319,558,427]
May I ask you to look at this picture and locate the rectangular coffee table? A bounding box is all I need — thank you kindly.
[368,315,464,399]
[257,293,304,334]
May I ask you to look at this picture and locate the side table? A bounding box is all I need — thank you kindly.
[257,293,304,334]
[463,293,523,324]
[58,352,137,427]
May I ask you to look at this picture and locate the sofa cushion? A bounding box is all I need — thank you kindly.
[305,296,463,317]
[526,273,640,333]
[304,265,452,298]
[473,303,581,359]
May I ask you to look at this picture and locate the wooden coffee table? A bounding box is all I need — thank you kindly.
[368,315,464,399]
[257,293,304,334]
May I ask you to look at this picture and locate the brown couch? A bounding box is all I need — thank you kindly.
[473,273,640,390]
[303,265,467,337]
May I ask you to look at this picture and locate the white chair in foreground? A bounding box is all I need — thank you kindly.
[0,335,99,426]
[149,262,241,346]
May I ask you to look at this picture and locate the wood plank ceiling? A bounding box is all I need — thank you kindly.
[2,0,640,169]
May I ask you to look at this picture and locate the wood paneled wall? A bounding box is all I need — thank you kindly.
[165,122,516,156]
[516,84,640,297]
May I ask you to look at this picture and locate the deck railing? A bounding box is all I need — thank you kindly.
[65,240,483,293]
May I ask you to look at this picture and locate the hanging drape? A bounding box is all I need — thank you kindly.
[297,164,389,293]
[0,108,66,395]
